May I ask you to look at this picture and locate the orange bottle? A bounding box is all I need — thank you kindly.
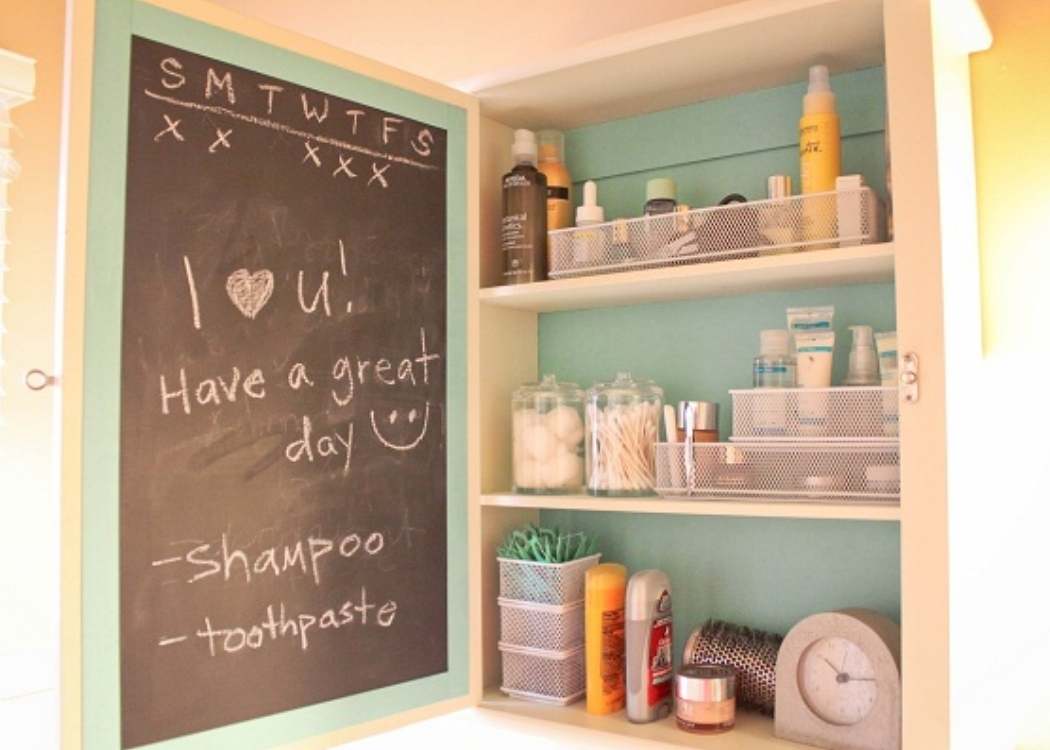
[537,130,572,231]
[585,563,627,714]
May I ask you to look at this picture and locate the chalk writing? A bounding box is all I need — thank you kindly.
[160,529,385,588]
[122,37,449,746]
[194,591,398,656]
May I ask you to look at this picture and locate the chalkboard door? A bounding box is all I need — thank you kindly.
[74,2,472,749]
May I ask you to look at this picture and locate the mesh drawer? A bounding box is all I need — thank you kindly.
[654,442,900,502]
[498,598,584,651]
[730,387,899,441]
[499,643,585,705]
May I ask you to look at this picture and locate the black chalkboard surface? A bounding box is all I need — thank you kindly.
[120,36,448,748]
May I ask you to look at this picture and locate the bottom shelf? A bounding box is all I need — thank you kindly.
[479,689,813,750]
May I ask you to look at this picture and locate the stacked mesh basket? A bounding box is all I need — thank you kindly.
[547,187,881,279]
[497,554,600,704]
[655,387,901,503]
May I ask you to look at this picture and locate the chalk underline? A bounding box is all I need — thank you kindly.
[143,89,439,171]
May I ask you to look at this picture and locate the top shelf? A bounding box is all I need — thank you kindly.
[470,0,884,129]
[479,242,894,313]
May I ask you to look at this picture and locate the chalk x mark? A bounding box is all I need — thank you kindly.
[333,154,356,179]
[154,114,184,143]
[209,127,232,153]
[303,141,321,167]
[143,89,438,171]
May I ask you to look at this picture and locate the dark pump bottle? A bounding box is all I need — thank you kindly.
[501,129,548,284]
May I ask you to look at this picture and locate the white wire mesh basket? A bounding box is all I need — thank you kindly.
[499,642,585,705]
[498,554,601,605]
[498,597,584,652]
[654,442,900,502]
[730,387,899,441]
[548,187,881,279]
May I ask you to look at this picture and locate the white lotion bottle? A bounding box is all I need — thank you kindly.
[572,180,605,266]
[625,570,674,723]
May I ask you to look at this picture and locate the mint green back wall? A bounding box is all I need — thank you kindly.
[538,66,898,658]
[538,283,901,658]
[564,67,887,220]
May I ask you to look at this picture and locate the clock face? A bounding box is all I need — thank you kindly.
[797,636,878,726]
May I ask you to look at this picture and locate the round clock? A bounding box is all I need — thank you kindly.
[775,609,901,750]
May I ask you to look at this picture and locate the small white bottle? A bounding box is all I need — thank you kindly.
[753,329,796,437]
[753,329,797,388]
[625,570,673,723]
[572,180,605,267]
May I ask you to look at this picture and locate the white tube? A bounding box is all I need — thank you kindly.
[796,330,835,387]
[875,331,898,385]
[795,330,835,436]
[875,331,899,436]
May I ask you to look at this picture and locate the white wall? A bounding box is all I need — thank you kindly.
[0,0,66,747]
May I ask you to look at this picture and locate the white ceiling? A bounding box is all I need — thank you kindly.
[210,0,742,91]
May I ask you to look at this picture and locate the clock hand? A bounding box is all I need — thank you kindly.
[821,657,841,675]
[846,677,877,682]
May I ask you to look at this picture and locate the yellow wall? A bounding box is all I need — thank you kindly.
[972,0,1050,355]
[961,3,1050,749]
[0,0,66,712]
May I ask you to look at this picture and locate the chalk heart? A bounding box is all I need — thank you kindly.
[225,268,274,320]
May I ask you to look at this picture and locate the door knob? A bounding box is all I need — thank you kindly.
[24,369,57,391]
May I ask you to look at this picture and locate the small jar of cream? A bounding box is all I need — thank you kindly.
[675,664,737,734]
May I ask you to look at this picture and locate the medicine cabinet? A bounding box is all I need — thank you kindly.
[60,0,989,748]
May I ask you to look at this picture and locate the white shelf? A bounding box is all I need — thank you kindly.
[478,243,894,313]
[481,493,900,522]
[471,0,883,129]
[479,690,812,750]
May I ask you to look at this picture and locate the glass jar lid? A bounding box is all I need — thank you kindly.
[587,371,663,400]
[513,373,584,402]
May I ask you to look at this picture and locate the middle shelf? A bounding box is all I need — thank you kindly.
[480,493,901,522]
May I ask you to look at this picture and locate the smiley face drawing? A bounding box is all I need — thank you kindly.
[369,403,431,452]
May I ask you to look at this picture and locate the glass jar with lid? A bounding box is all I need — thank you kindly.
[586,372,664,496]
[512,374,585,494]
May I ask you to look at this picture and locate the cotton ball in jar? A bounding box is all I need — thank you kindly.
[515,457,543,490]
[523,422,559,463]
[546,449,583,489]
[545,405,584,448]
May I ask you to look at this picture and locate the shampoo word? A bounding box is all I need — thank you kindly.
[153,529,386,588]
